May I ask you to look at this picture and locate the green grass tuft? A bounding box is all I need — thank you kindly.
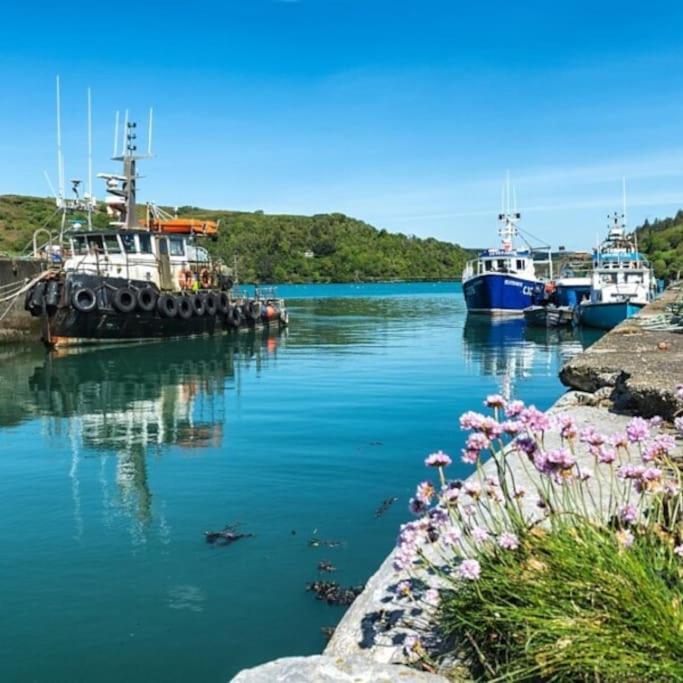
[439,522,683,682]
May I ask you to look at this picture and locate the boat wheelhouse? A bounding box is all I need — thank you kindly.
[578,212,655,330]
[462,183,551,315]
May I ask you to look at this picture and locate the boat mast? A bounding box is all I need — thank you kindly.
[100,109,154,229]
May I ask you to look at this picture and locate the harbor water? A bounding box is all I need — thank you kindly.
[0,282,602,682]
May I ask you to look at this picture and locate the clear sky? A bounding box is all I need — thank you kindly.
[1,0,683,249]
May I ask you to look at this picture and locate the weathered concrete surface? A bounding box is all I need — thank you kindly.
[0,258,43,343]
[560,286,683,419]
[231,655,450,682]
[324,399,651,670]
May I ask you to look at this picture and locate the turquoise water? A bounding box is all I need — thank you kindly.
[0,283,601,682]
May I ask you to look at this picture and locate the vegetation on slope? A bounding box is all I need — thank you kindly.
[635,211,683,280]
[0,195,468,283]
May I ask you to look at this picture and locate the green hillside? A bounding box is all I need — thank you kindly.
[0,194,468,283]
[635,211,683,281]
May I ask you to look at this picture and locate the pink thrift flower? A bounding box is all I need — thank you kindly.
[643,434,676,462]
[675,416,683,434]
[504,400,525,417]
[471,526,489,543]
[442,528,462,546]
[674,545,683,557]
[610,433,628,449]
[626,417,650,444]
[484,394,506,409]
[464,482,482,499]
[457,558,481,580]
[466,432,490,452]
[620,504,637,525]
[425,450,452,468]
[520,406,551,433]
[461,448,479,464]
[415,481,435,504]
[597,446,616,464]
[498,532,519,550]
[459,411,485,431]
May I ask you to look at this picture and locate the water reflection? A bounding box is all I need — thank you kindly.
[0,330,284,535]
[462,316,603,397]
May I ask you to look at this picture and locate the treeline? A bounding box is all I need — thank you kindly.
[635,211,683,281]
[0,195,469,283]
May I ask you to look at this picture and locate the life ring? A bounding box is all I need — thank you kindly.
[112,287,137,314]
[137,287,158,312]
[157,293,178,318]
[261,304,278,321]
[191,293,206,316]
[178,269,193,290]
[204,292,218,316]
[217,291,230,314]
[177,296,193,320]
[199,269,211,288]
[72,287,97,313]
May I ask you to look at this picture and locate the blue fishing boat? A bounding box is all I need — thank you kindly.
[462,180,551,315]
[578,300,645,330]
[578,211,655,330]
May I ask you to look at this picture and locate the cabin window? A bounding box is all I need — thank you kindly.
[71,236,87,255]
[104,234,121,255]
[120,234,137,254]
[159,238,169,256]
[87,235,104,254]
[169,236,185,257]
[516,259,524,271]
[496,259,507,272]
[138,234,153,254]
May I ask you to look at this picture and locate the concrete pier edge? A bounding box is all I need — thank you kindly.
[232,288,683,682]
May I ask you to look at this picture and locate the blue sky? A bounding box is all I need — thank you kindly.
[1,1,683,249]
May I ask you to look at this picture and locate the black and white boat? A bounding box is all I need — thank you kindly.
[24,106,287,348]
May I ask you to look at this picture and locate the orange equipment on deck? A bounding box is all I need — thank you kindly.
[147,218,219,237]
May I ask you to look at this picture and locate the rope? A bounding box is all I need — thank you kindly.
[0,270,52,304]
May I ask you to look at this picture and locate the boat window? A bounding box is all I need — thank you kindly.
[497,259,507,272]
[169,236,185,257]
[87,235,104,254]
[159,238,169,256]
[516,259,524,271]
[71,236,88,255]
[138,234,153,254]
[120,234,137,254]
[104,234,121,255]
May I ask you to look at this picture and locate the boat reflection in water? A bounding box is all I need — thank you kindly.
[21,329,285,538]
[462,316,603,398]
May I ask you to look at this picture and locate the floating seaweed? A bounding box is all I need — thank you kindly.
[204,524,253,546]
[374,496,398,518]
[307,580,364,606]
[318,560,337,573]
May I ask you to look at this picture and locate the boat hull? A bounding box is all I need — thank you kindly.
[25,273,286,348]
[578,301,644,330]
[463,273,542,315]
[523,305,574,328]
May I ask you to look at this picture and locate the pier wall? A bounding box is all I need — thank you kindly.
[0,258,43,343]
[231,287,683,682]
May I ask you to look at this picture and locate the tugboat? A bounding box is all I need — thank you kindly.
[462,180,552,315]
[578,211,655,330]
[24,119,288,347]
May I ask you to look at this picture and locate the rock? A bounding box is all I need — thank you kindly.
[230,655,450,682]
